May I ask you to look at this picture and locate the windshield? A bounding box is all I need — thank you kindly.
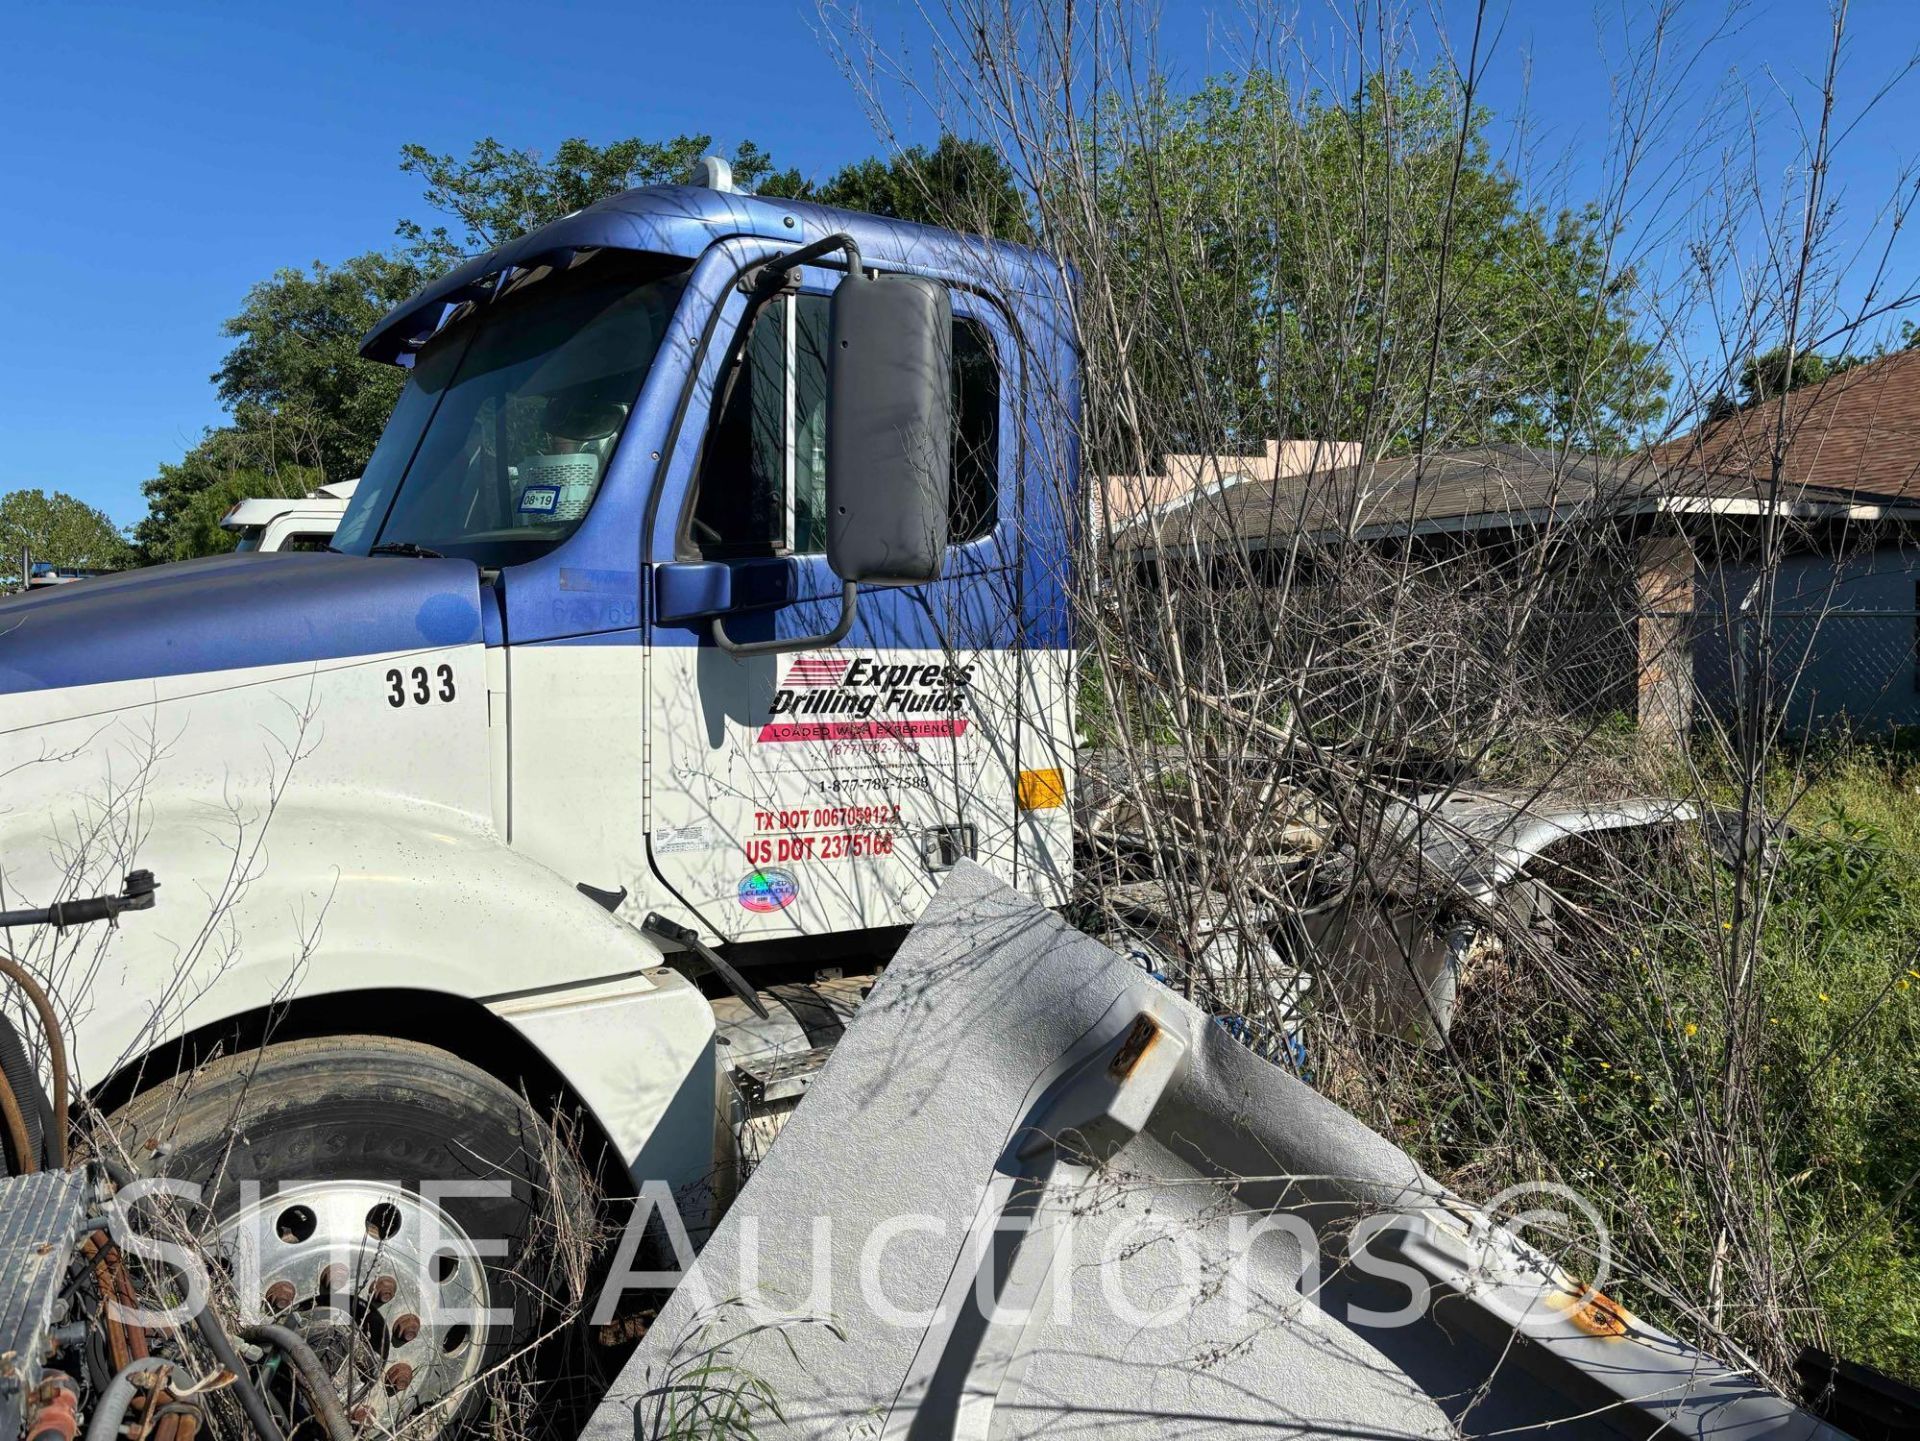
[333,250,690,566]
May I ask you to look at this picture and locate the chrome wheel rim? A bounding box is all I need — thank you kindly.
[220,1180,492,1427]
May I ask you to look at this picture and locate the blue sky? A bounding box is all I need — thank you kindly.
[3,1,1917,528]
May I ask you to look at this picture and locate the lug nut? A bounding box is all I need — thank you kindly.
[349,1406,372,1426]
[383,1363,413,1393]
[390,1313,421,1345]
[264,1281,296,1311]
[370,1274,397,1303]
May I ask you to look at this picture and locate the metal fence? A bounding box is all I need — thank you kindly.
[1690,608,1920,734]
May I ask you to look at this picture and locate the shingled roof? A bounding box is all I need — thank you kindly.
[1122,440,1920,553]
[1649,346,1920,502]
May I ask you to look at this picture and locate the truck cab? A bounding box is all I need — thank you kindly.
[337,197,1075,945]
[220,477,359,552]
[0,179,1076,1412]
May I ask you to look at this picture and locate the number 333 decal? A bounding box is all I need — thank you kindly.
[386,664,456,708]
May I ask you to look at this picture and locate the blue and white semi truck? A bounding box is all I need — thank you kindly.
[0,176,1076,1406]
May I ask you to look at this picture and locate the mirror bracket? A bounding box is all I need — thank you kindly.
[711,581,858,659]
[741,232,863,294]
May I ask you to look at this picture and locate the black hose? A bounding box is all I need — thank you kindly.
[238,1325,354,1441]
[0,1011,50,1168]
[196,1308,288,1441]
[0,870,157,930]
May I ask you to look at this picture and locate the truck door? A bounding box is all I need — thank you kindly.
[643,254,1020,942]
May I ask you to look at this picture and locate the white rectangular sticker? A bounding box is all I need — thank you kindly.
[654,821,722,855]
[518,485,561,515]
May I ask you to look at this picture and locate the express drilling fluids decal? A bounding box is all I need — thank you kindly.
[760,656,974,743]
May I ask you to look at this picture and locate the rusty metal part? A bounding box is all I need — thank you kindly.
[595,1310,656,1347]
[0,955,68,1168]
[1108,1014,1160,1079]
[369,1274,397,1303]
[152,1406,200,1441]
[147,1391,206,1441]
[24,1376,80,1441]
[263,1281,297,1312]
[383,1363,414,1393]
[0,1061,36,1173]
[1549,1283,1634,1339]
[82,1233,148,1373]
[221,1177,487,1421]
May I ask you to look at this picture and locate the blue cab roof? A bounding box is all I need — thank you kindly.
[359,184,1059,365]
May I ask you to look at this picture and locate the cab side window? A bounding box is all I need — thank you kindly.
[949,317,998,543]
[689,294,791,555]
[691,290,1000,557]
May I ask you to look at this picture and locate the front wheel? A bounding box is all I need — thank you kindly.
[109,1036,595,1435]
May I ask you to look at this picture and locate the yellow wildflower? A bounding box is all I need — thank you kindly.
[1684,1022,1698,1037]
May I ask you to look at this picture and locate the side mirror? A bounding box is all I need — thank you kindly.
[826,269,953,585]
[709,240,952,660]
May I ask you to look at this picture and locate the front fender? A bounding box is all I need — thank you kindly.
[1,794,670,1095]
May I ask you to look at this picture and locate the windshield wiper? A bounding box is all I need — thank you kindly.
[369,541,445,559]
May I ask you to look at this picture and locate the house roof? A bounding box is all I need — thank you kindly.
[1649,346,1920,502]
[1124,439,1920,554]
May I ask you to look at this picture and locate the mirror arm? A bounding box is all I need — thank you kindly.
[711,581,858,659]
[745,232,862,291]
[707,232,882,659]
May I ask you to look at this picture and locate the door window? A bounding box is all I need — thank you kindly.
[690,290,1001,558]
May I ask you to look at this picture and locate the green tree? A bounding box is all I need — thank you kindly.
[216,251,427,478]
[0,489,130,591]
[395,135,807,271]
[173,465,322,562]
[1084,70,1668,457]
[1737,344,1872,406]
[137,415,326,560]
[816,135,1031,240]
[136,252,424,561]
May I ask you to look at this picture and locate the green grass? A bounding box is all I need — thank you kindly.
[1333,737,1920,1386]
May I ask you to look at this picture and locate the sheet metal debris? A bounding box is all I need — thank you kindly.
[588,863,1842,1441]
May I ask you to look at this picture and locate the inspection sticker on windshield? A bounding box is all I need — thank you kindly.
[518,485,561,515]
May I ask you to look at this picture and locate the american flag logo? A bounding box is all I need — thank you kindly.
[784,657,851,687]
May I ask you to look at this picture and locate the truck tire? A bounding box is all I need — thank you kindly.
[108,1036,593,1434]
